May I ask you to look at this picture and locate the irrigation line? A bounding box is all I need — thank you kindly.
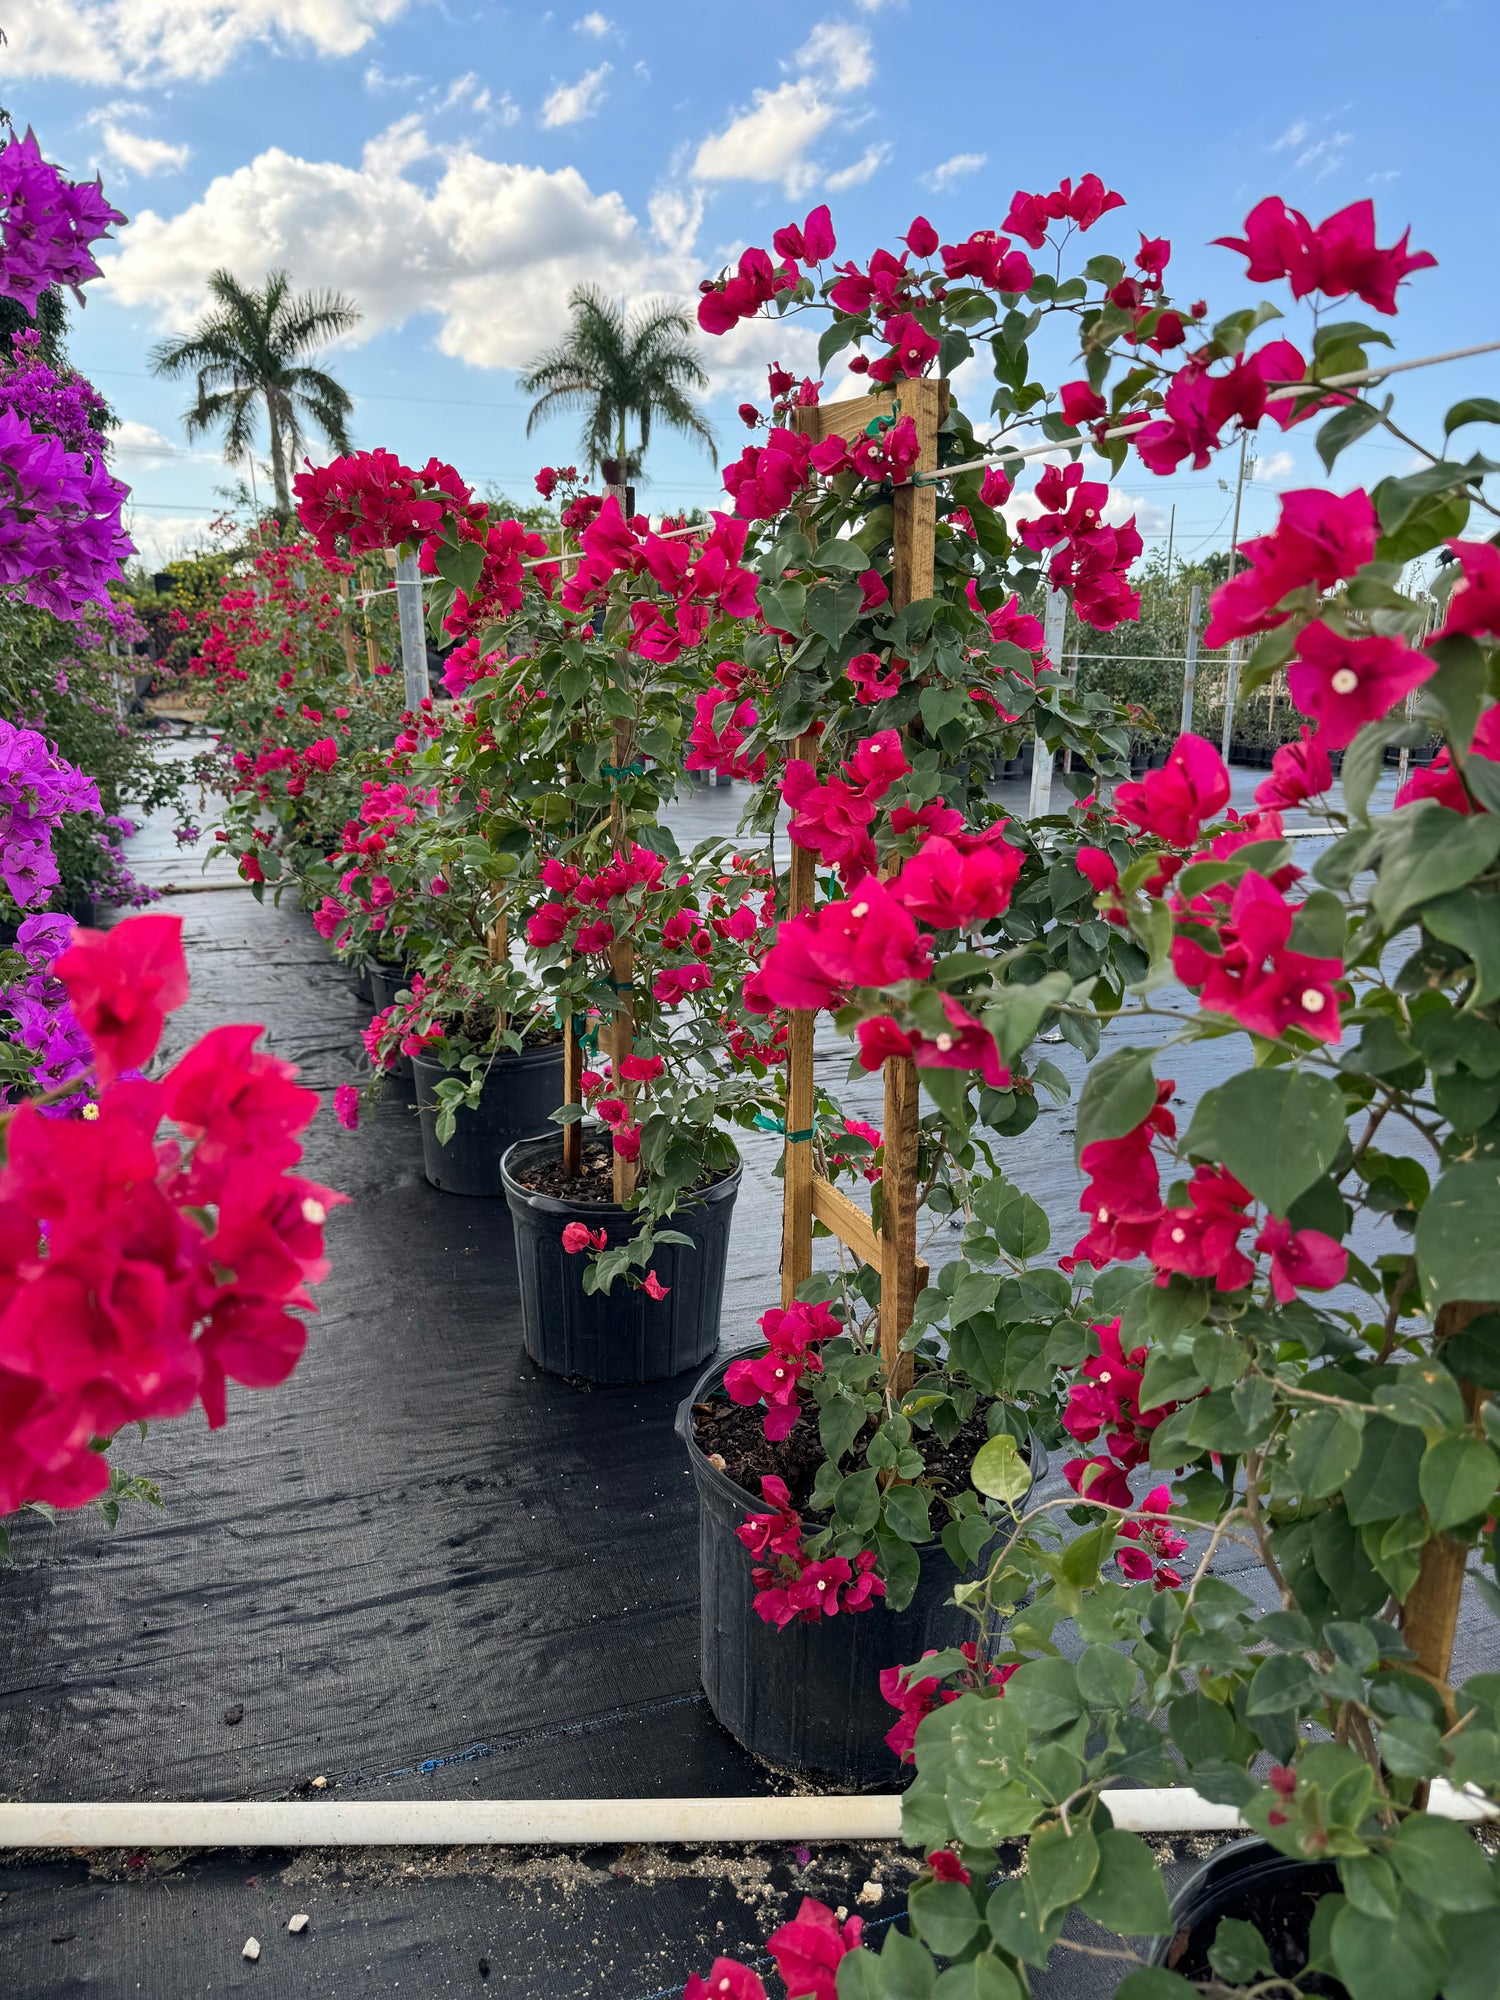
[349,336,1499,602]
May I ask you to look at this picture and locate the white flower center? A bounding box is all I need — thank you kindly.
[852,901,869,917]
[1331,668,1359,695]
[82,1102,100,1121]
[302,1198,327,1224]
[935,1033,954,1051]
[1171,1227,1186,1244]
[1097,1206,1110,1222]
[1301,990,1326,1013]
[817,1579,828,1591]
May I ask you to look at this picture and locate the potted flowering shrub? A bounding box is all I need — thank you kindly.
[680,185,1500,1999]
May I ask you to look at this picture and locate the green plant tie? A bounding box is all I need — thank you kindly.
[600,759,647,783]
[751,1112,816,1141]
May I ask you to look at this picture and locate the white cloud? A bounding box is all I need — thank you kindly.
[826,142,889,192]
[9,0,412,85]
[796,20,873,92]
[649,184,704,255]
[922,151,986,191]
[692,18,876,195]
[364,58,418,92]
[692,80,837,195]
[124,511,226,564]
[100,130,711,377]
[541,62,612,127]
[1296,130,1353,179]
[110,418,180,464]
[85,105,191,177]
[573,9,612,34]
[1251,448,1296,483]
[1368,168,1401,186]
[1269,119,1310,153]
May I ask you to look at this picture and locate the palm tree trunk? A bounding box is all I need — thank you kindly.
[265,389,292,521]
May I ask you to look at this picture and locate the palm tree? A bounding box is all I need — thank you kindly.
[520,285,716,482]
[149,270,360,519]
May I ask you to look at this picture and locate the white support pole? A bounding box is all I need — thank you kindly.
[1181,583,1202,736]
[1220,640,1243,764]
[394,551,428,708]
[1028,588,1069,818]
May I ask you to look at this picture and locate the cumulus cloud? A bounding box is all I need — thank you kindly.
[541,62,611,127]
[98,128,739,381]
[1251,448,1296,482]
[9,0,412,85]
[574,9,613,34]
[85,104,192,178]
[110,418,181,464]
[922,151,986,191]
[692,18,877,195]
[826,143,889,191]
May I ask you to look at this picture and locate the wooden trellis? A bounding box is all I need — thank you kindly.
[779,378,948,1397]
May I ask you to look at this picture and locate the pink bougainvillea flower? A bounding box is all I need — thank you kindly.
[333,1083,360,1132]
[907,995,1011,1090]
[1204,487,1380,649]
[1064,1456,1134,1511]
[846,652,904,704]
[903,215,940,257]
[889,827,1024,929]
[611,1125,641,1162]
[926,1850,972,1884]
[1395,705,1500,813]
[1214,196,1436,313]
[684,1959,768,2000]
[1116,1484,1189,1589]
[1436,539,1500,641]
[1061,1080,1176,1274]
[1287,622,1436,750]
[856,1016,915,1068]
[1060,380,1107,426]
[758,878,931,1012]
[54,914,190,1084]
[1151,1165,1257,1292]
[1003,174,1124,248]
[1255,1217,1348,1301]
[1076,845,1128,925]
[1113,734,1231,847]
[642,1270,670,1301]
[766,1897,863,2000]
[561,1222,607,1254]
[735,1475,804,1561]
[772,203,836,266]
[1255,728,1335,809]
[1174,871,1344,1044]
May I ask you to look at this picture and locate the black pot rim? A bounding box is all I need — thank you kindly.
[412,1042,565,1083]
[677,1354,1047,1524]
[500,1131,744,1220]
[1149,1835,1340,1968]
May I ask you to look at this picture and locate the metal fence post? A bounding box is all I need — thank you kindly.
[1027,588,1069,817]
[1181,583,1202,735]
[394,553,428,707]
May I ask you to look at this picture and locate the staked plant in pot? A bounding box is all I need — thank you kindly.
[679,184,1500,2000]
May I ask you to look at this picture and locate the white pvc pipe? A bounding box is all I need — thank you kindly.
[0,1781,1487,1849]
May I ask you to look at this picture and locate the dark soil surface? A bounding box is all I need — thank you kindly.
[516,1137,733,1205]
[693,1392,1003,1514]
[1163,1861,1347,1996]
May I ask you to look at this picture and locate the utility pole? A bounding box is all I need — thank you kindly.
[1219,432,1251,763]
[1164,503,1175,589]
[1181,582,1202,735]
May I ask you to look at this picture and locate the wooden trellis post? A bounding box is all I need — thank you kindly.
[779,380,946,1395]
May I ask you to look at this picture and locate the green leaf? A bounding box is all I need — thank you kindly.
[1332,1904,1445,2000]
[1390,1813,1498,1911]
[1188,1067,1347,1218]
[873,1926,937,2000]
[835,1947,886,2000]
[1417,1162,1500,1306]
[1420,1434,1500,1531]
[1074,1046,1157,1159]
[1247,1652,1320,1715]
[835,1467,882,1532]
[1138,1347,1206,1413]
[1076,1644,1137,1711]
[1421,888,1500,1009]
[1284,1409,1365,1500]
[1026,1819,1099,1925]
[908,1877,983,1956]
[1445,397,1500,436]
[820,1394,866,1465]
[1343,1417,1425,1525]
[1079,1828,1171,1936]
[990,1185,1050,1260]
[1422,636,1490,752]
[1005,1658,1082,1734]
[1371,805,1500,933]
[929,1960,1021,2000]
[971,1433,1030,1506]
[1114,1971,1199,2000]
[805,578,865,645]
[1288,889,1348,960]
[883,1482,934,1544]
[1209,1916,1274,1983]
[1318,398,1384,472]
[1439,1908,1500,2000]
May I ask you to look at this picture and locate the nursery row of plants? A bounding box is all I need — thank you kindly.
[5,130,1500,2000]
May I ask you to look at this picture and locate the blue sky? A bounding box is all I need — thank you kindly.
[12,0,1500,566]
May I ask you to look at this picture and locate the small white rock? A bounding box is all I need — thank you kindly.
[287,1914,309,1934]
[858,1880,882,1905]
[310,1775,328,1790]
[242,1937,261,1961]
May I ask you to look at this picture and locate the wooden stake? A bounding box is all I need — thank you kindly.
[1401,1300,1489,1718]
[609,719,637,1204]
[361,568,380,681]
[779,730,819,1308]
[562,1016,584,1177]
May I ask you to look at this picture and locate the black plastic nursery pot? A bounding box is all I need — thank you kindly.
[1150,1839,1344,1992]
[501,1135,741,1384]
[413,1044,565,1198]
[678,1358,1046,1787]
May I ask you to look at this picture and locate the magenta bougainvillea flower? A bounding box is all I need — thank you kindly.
[1113,734,1231,848]
[1214,195,1436,314]
[1204,487,1380,649]
[1255,728,1335,810]
[0,129,125,313]
[1255,1217,1349,1303]
[1286,621,1436,750]
[1436,538,1500,642]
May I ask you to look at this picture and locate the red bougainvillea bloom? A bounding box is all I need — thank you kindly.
[684,1959,767,2000]
[909,995,1011,1089]
[1287,622,1436,750]
[758,877,931,1012]
[773,203,836,266]
[561,1222,607,1254]
[1395,705,1500,813]
[1063,1317,1166,1469]
[1436,539,1500,641]
[767,1898,863,2000]
[1065,1456,1134,1510]
[926,1849,972,1884]
[1204,487,1380,649]
[1003,174,1124,248]
[333,1083,360,1131]
[735,1475,804,1561]
[1256,1217,1348,1302]
[1113,734,1231,847]
[846,652,903,704]
[1062,1079,1176,1274]
[1076,845,1128,925]
[890,827,1024,928]
[1133,341,1311,478]
[54,914,190,1084]
[642,1270,670,1301]
[1214,196,1436,314]
[1116,1485,1189,1590]
[1173,871,1343,1044]
[1060,380,1107,426]
[1151,1166,1256,1292]
[1256,728,1335,809]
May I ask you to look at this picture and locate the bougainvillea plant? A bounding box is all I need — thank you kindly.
[0,913,340,1549]
[685,185,1500,2000]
